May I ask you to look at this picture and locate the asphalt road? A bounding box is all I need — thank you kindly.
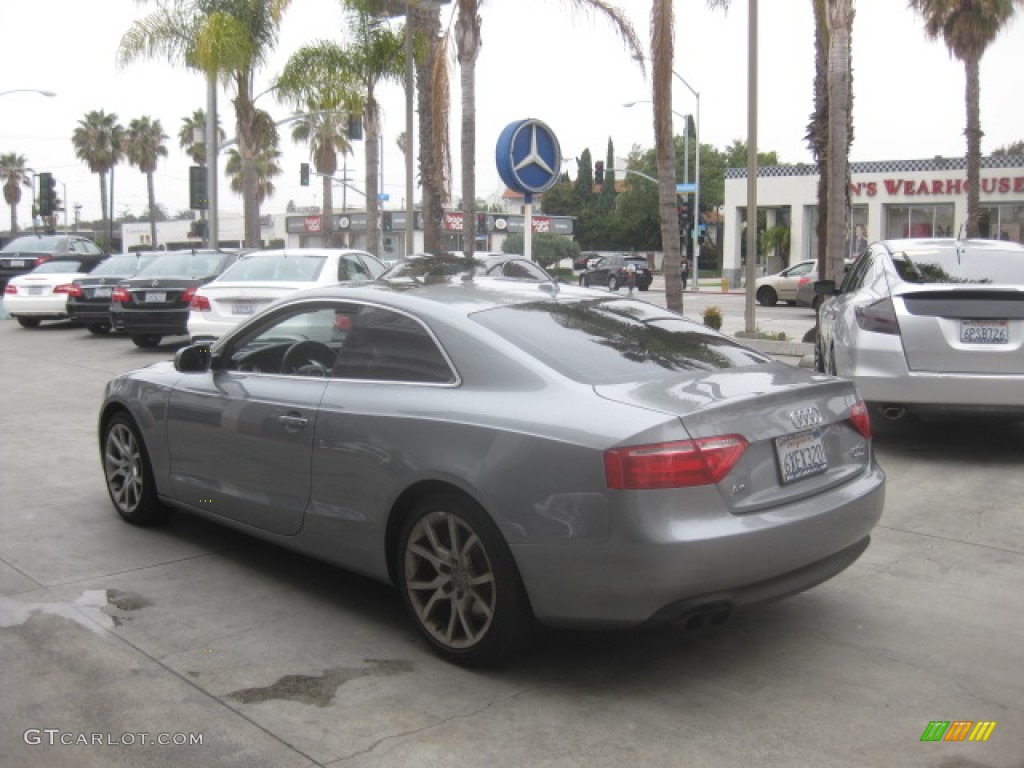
[1,308,1022,768]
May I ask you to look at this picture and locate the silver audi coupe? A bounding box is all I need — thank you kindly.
[99,278,885,666]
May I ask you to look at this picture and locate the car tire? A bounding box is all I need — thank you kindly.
[608,276,619,291]
[131,334,162,348]
[86,323,112,335]
[15,317,41,329]
[101,413,173,526]
[756,286,777,306]
[398,492,533,667]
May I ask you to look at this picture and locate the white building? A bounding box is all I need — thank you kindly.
[722,154,1024,286]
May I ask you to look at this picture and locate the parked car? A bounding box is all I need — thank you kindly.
[187,248,385,340]
[578,253,653,291]
[99,278,884,666]
[65,252,162,335]
[815,238,1024,421]
[756,259,817,306]
[573,250,604,271]
[3,256,111,328]
[0,234,105,287]
[381,253,552,283]
[109,249,238,348]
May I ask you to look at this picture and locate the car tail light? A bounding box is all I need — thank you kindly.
[34,256,52,266]
[854,297,900,335]
[604,435,748,489]
[189,292,211,311]
[4,284,16,295]
[848,401,872,439]
[797,276,811,287]
[111,287,130,304]
[54,284,81,296]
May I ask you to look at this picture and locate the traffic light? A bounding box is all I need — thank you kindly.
[189,166,208,210]
[594,161,604,186]
[382,211,392,231]
[300,162,310,186]
[678,198,692,226]
[39,172,57,216]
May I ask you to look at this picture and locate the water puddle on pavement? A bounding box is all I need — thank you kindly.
[0,589,151,633]
[227,659,414,707]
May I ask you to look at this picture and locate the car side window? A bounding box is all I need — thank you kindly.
[334,307,454,384]
[789,262,814,276]
[224,304,351,375]
[840,250,874,292]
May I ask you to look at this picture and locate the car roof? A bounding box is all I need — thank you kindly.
[878,238,1024,255]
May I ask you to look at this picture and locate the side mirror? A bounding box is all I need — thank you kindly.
[174,342,213,373]
[813,279,838,296]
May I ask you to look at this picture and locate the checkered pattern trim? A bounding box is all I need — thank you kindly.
[724,155,1024,179]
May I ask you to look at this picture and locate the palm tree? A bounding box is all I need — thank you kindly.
[411,4,449,254]
[1,153,32,232]
[119,0,293,247]
[824,0,854,284]
[651,0,682,311]
[71,110,124,246]
[333,3,406,259]
[124,116,169,247]
[452,0,643,258]
[225,109,282,206]
[909,0,1023,238]
[275,41,362,244]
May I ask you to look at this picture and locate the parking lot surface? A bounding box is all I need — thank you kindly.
[1,311,1022,768]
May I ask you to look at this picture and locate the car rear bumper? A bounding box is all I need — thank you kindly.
[111,307,188,336]
[186,313,240,340]
[846,344,1024,409]
[67,301,113,324]
[514,464,885,627]
[3,296,70,317]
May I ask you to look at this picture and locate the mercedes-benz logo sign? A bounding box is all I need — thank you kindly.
[496,119,562,197]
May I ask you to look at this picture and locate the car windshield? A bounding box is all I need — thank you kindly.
[134,251,226,279]
[471,298,769,384]
[891,244,1024,285]
[2,236,63,253]
[90,254,154,276]
[32,260,85,274]
[218,254,326,282]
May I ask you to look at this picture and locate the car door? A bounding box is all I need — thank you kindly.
[777,261,815,301]
[166,303,340,535]
[818,248,879,375]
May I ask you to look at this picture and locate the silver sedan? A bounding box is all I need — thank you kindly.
[99,278,885,666]
[815,237,1024,421]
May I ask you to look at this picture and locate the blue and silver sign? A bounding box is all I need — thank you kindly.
[496,119,562,198]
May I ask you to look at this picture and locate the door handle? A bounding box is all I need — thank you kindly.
[277,413,309,430]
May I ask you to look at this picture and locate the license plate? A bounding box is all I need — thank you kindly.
[231,302,255,316]
[776,429,828,484]
[92,287,112,298]
[960,319,1008,344]
[28,286,44,295]
[145,291,166,303]
[10,259,25,267]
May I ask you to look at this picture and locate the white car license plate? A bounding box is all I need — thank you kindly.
[92,287,112,298]
[28,286,45,295]
[145,291,166,303]
[231,302,255,316]
[960,319,1008,344]
[10,259,25,267]
[776,429,828,484]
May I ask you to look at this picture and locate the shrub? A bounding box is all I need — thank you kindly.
[702,305,723,330]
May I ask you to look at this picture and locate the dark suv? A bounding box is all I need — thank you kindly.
[579,253,653,291]
[109,249,238,347]
[0,234,104,286]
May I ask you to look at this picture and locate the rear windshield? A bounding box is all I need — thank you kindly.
[890,245,1024,285]
[32,260,85,274]
[135,251,227,279]
[471,299,769,384]
[219,253,326,282]
[90,254,155,276]
[2,236,62,254]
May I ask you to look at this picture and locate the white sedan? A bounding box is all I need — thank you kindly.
[3,257,108,328]
[755,259,817,306]
[187,248,386,339]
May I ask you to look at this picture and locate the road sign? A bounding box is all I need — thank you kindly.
[675,183,696,194]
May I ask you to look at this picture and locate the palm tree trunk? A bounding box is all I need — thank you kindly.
[322,173,334,244]
[413,5,445,255]
[825,0,853,283]
[365,95,381,258]
[235,73,262,248]
[147,171,158,247]
[965,52,982,238]
[456,0,481,257]
[652,0,682,312]
[99,172,109,244]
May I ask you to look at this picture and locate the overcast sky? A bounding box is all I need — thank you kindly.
[3,0,1023,225]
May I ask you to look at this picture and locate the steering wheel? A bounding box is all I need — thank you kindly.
[281,340,336,376]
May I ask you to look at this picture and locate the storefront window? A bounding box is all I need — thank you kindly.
[805,205,869,262]
[884,204,955,239]
[979,204,1024,244]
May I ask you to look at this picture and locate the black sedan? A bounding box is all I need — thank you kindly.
[66,252,161,334]
[579,253,653,291]
[109,249,238,347]
[0,234,105,286]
